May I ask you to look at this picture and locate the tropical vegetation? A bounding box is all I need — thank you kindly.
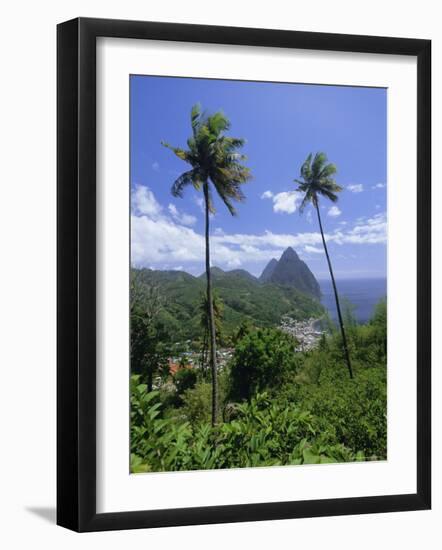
[129,106,387,473]
[130,300,387,472]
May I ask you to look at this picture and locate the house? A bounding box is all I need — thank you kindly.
[168,359,192,377]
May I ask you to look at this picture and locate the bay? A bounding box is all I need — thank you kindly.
[319,278,387,324]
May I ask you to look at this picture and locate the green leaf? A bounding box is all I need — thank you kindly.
[302,448,321,464]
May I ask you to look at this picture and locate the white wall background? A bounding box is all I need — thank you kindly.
[0,0,439,547]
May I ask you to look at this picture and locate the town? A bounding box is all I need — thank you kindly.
[279,315,325,351]
[164,315,325,382]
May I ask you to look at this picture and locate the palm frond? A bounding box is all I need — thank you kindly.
[217,191,237,216]
[216,165,251,185]
[190,103,202,137]
[171,170,198,197]
[320,179,343,194]
[163,104,251,216]
[318,189,339,203]
[160,141,190,162]
[299,190,314,213]
[296,152,343,215]
[207,111,230,136]
[300,153,313,181]
[219,136,246,151]
[294,179,309,193]
[206,185,215,214]
[318,162,337,179]
[218,177,246,201]
[311,152,328,176]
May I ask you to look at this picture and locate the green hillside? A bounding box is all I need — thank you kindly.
[133,267,324,342]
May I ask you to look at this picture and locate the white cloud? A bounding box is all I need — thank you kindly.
[306,210,313,224]
[152,161,160,172]
[131,214,203,266]
[332,213,387,245]
[131,187,387,271]
[225,257,242,268]
[372,182,386,189]
[168,203,197,226]
[262,190,302,214]
[213,230,322,250]
[327,206,341,218]
[194,195,205,213]
[132,184,163,218]
[304,245,323,254]
[273,192,300,214]
[347,183,364,193]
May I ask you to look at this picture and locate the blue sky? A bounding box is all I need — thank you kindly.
[130,75,387,279]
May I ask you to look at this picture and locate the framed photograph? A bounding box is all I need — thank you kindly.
[57,17,431,532]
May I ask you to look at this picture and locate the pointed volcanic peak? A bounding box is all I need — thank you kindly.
[259,258,278,282]
[264,247,321,300]
[280,246,300,261]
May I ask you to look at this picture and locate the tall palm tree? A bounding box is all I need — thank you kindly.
[162,104,251,424]
[295,152,353,379]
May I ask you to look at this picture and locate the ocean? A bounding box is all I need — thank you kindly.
[319,278,387,324]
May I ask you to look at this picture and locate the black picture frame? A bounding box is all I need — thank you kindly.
[57,17,431,532]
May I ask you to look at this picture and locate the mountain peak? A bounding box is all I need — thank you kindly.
[280,246,299,260]
[259,258,278,283]
[259,247,320,299]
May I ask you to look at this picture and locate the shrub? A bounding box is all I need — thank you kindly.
[180,370,230,425]
[180,381,212,424]
[130,379,361,472]
[129,300,387,472]
[229,328,299,400]
[174,368,197,396]
[302,366,387,459]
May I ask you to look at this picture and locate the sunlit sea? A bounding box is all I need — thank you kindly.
[319,278,387,324]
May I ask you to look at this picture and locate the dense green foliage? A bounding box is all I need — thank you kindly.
[130,271,169,390]
[130,300,387,471]
[132,267,324,342]
[131,384,363,472]
[174,367,198,397]
[229,328,300,400]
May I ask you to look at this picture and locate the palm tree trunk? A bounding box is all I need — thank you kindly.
[147,369,153,392]
[203,182,218,425]
[201,328,208,376]
[314,202,353,379]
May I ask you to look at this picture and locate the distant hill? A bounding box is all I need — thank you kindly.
[225,269,258,282]
[134,262,323,342]
[259,247,321,300]
[199,267,258,283]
